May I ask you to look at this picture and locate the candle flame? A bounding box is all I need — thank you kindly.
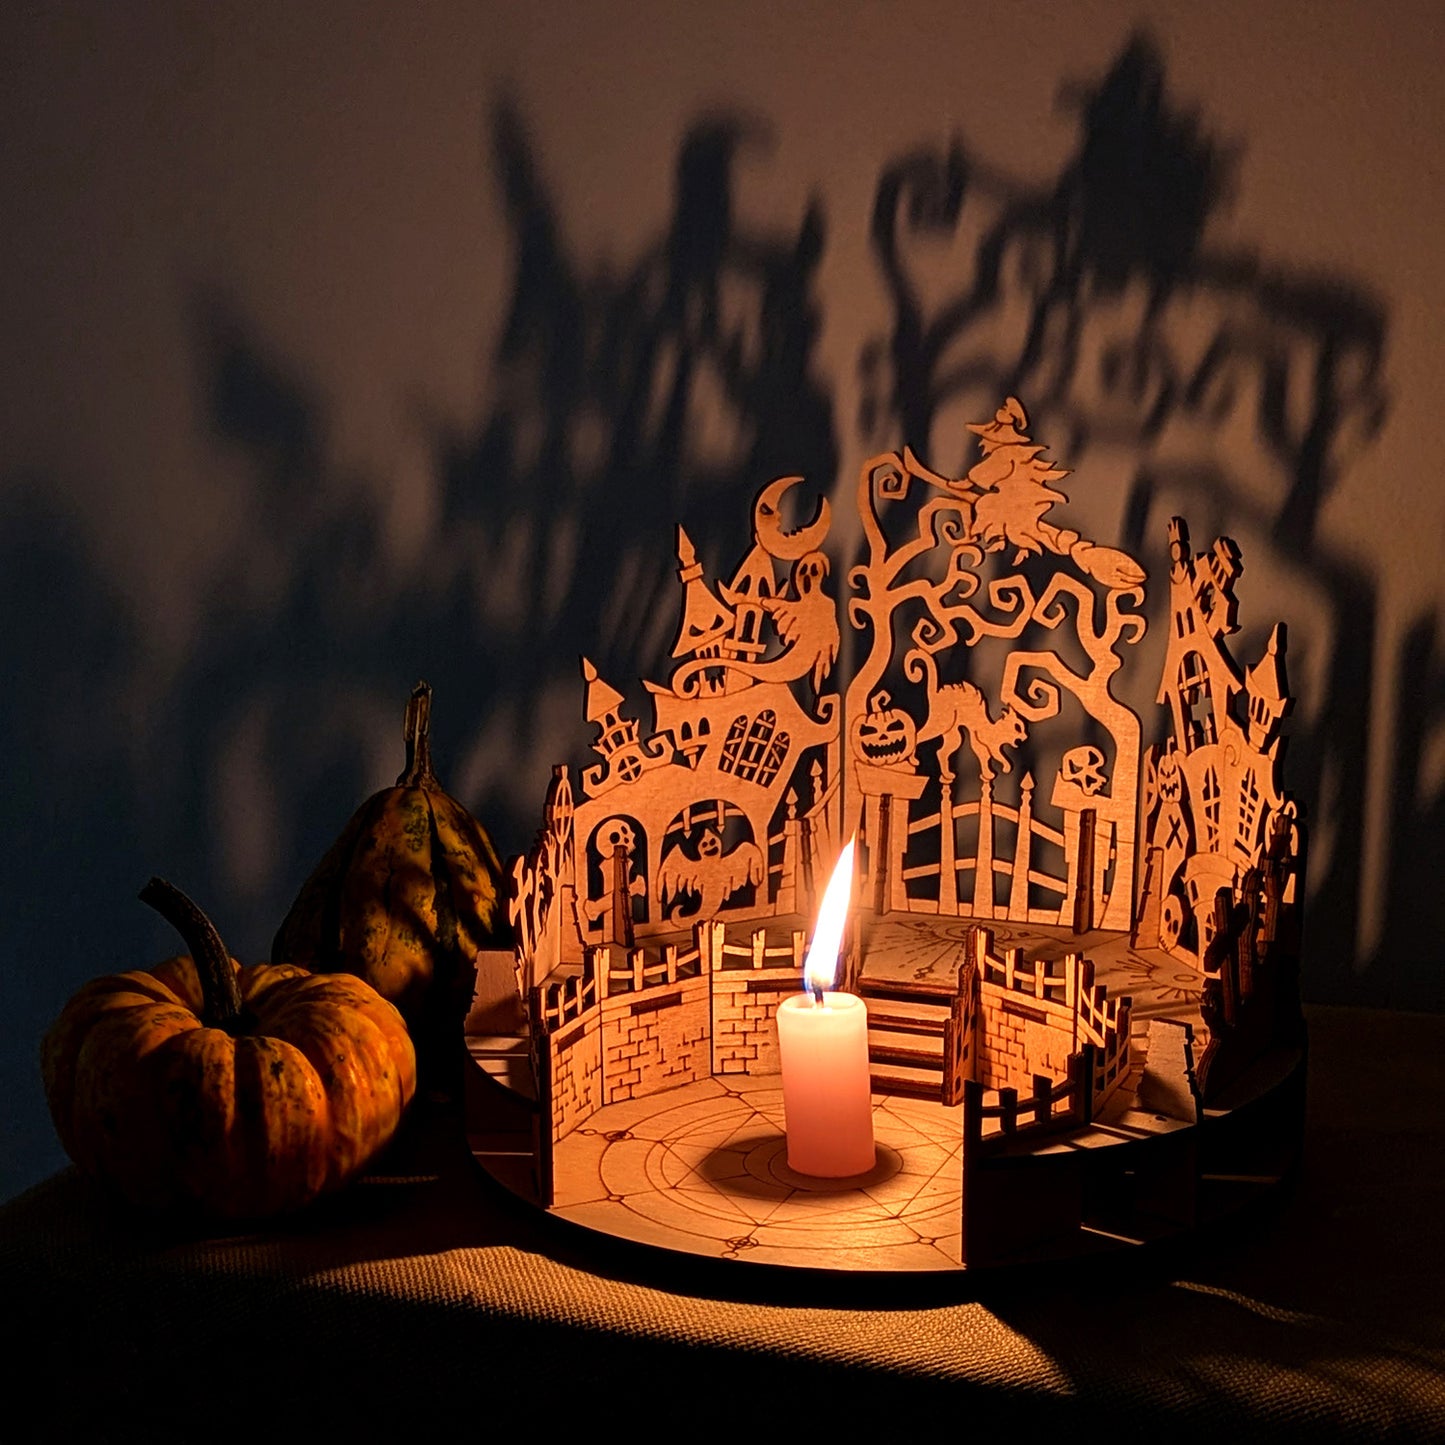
[803,836,856,995]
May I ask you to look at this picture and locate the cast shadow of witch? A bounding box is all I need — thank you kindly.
[170,99,837,961]
[861,32,1418,1004]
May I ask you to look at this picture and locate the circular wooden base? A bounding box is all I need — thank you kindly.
[466,1042,1306,1275]
[467,918,1307,1274]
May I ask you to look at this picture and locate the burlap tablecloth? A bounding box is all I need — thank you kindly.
[4,1004,1442,1442]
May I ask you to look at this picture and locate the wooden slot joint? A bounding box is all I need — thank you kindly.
[1073,807,1097,934]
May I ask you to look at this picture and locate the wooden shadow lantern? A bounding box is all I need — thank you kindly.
[466,398,1307,1272]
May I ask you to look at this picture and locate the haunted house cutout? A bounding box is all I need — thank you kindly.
[510,475,843,997]
[1136,517,1298,968]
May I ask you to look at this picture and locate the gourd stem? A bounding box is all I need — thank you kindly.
[139,878,245,1031]
[398,680,437,787]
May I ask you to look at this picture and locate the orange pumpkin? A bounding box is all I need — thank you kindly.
[42,879,416,1219]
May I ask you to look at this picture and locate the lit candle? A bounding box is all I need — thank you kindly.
[776,837,875,1177]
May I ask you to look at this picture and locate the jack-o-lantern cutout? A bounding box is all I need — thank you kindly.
[1156,750,1182,806]
[851,690,917,769]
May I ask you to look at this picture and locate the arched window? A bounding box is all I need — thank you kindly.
[1179,651,1216,750]
[1236,768,1261,857]
[734,711,777,782]
[719,715,749,774]
[756,730,791,787]
[1201,765,1221,851]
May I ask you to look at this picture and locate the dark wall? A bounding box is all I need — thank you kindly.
[3,0,1441,1201]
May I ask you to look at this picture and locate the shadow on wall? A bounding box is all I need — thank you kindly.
[0,487,148,1195]
[860,33,1429,1008]
[434,99,836,740]
[181,98,835,932]
[0,100,836,1201]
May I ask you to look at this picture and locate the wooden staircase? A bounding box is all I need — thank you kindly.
[860,975,957,1101]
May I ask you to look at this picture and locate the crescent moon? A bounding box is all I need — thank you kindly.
[752,475,831,561]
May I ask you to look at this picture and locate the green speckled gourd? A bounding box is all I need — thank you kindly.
[272,682,507,1087]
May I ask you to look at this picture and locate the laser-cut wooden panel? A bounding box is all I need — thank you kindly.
[1136,516,1301,970]
[512,476,844,979]
[844,398,1149,932]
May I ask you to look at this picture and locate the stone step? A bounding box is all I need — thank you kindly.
[867,1014,939,1039]
[868,1027,946,1069]
[859,975,960,1003]
[861,994,953,1028]
[870,1062,945,1099]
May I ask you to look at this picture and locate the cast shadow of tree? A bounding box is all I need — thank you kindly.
[192,97,838,926]
[435,100,835,704]
[861,32,1424,1004]
[2,98,837,1202]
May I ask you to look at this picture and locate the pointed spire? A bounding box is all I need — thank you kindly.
[676,524,701,581]
[581,655,626,725]
[669,527,734,662]
[1244,622,1291,751]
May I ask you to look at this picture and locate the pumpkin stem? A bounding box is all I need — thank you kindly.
[398,680,437,787]
[139,878,245,1032]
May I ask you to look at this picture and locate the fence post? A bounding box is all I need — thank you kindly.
[971,924,991,981]
[1238,866,1260,1003]
[1033,1073,1053,1126]
[808,758,829,903]
[871,794,891,914]
[890,788,910,914]
[963,1078,984,1153]
[1072,808,1096,934]
[1009,773,1034,919]
[942,1010,960,1107]
[1075,1042,1097,1125]
[973,775,995,917]
[604,842,635,948]
[998,1086,1018,1136]
[1212,887,1239,1028]
[1131,843,1162,949]
[777,790,800,916]
[938,770,959,916]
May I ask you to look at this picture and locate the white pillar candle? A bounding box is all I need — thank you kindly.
[777,991,875,1176]
[777,838,875,1177]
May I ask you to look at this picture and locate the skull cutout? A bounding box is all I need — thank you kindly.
[1060,745,1108,797]
[1160,894,1185,952]
[595,817,637,858]
[852,690,917,769]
